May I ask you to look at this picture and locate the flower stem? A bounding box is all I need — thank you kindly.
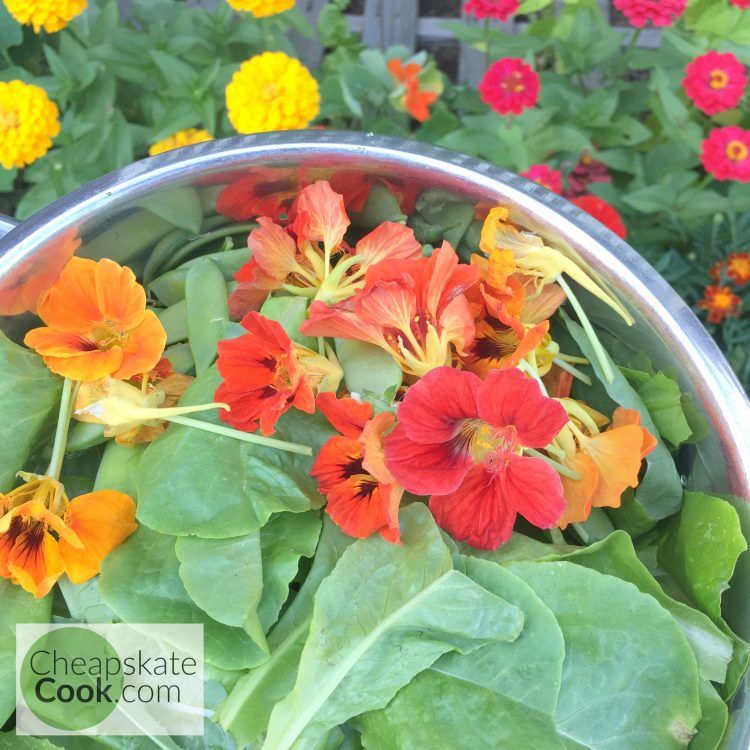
[557,276,615,384]
[47,378,80,481]
[552,356,592,386]
[625,26,642,56]
[549,527,566,545]
[524,448,581,480]
[166,415,313,456]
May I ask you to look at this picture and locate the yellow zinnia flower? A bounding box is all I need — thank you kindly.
[225,51,320,134]
[3,0,87,33]
[148,128,214,156]
[0,80,60,170]
[225,0,294,17]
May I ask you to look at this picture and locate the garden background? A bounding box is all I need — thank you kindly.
[1,0,750,387]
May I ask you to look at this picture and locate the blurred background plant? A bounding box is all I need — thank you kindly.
[0,0,749,390]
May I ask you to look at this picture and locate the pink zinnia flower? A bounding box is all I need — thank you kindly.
[384,367,568,550]
[614,0,687,27]
[463,0,520,21]
[479,58,540,116]
[682,51,747,115]
[520,164,562,195]
[730,0,750,8]
[701,127,750,182]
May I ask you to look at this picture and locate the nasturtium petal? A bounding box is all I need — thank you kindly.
[263,504,524,750]
[506,561,702,750]
[98,526,268,670]
[136,366,335,537]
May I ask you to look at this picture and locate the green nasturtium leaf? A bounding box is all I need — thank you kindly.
[137,367,335,537]
[263,505,524,750]
[0,329,62,492]
[216,519,355,748]
[359,557,567,749]
[658,492,748,622]
[98,526,268,670]
[261,295,318,350]
[0,580,52,725]
[563,315,682,526]
[94,441,145,496]
[506,561,702,750]
[335,338,402,402]
[554,530,735,685]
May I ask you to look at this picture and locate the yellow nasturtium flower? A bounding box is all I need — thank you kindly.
[148,128,214,156]
[225,52,320,134]
[225,0,294,17]
[0,80,60,170]
[3,0,87,33]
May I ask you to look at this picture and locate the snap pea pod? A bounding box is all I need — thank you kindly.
[167,222,257,269]
[66,421,108,453]
[186,258,229,376]
[93,441,145,497]
[164,342,195,374]
[155,300,188,345]
[149,247,250,305]
[142,228,192,285]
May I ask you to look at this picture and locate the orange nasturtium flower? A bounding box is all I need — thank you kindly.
[24,257,167,382]
[0,473,136,598]
[387,59,441,123]
[555,405,656,529]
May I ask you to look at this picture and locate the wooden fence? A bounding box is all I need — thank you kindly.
[121,0,661,85]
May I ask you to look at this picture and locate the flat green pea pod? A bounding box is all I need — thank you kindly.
[94,441,145,497]
[186,258,229,376]
[164,342,195,374]
[155,299,188,345]
[66,421,108,453]
[143,228,192,285]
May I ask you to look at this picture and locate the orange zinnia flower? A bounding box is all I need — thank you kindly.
[698,284,741,324]
[228,180,422,318]
[555,405,655,529]
[301,242,479,378]
[311,393,402,543]
[0,474,137,598]
[24,257,166,382]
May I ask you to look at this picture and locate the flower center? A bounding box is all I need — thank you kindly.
[91,323,126,351]
[501,72,525,94]
[726,140,748,162]
[0,107,19,130]
[709,69,729,90]
[461,419,519,462]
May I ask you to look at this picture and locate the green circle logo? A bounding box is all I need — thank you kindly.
[20,627,124,731]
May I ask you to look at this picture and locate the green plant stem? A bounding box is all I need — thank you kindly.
[166,415,313,456]
[47,378,79,481]
[524,448,581,480]
[484,18,491,70]
[549,528,566,545]
[552,356,592,386]
[625,26,642,55]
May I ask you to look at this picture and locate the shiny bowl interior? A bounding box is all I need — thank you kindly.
[1,130,749,746]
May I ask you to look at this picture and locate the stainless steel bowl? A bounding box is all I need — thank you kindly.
[1,131,748,747]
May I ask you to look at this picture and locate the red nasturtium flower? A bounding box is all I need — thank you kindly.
[311,394,402,543]
[556,405,656,529]
[387,59,439,123]
[301,242,479,377]
[570,195,627,240]
[682,51,747,116]
[229,180,422,318]
[384,367,569,550]
[215,312,342,435]
[0,474,136,598]
[613,0,687,27]
[698,285,742,324]
[479,58,540,116]
[520,164,563,195]
[23,257,166,382]
[701,126,750,182]
[462,0,520,21]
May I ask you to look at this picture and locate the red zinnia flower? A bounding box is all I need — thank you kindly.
[564,152,611,199]
[701,127,750,182]
[384,367,569,550]
[613,0,687,27]
[698,285,741,324]
[730,0,750,8]
[570,194,627,239]
[215,312,341,435]
[311,394,402,543]
[463,0,520,21]
[520,164,563,195]
[682,51,747,116]
[479,58,539,116]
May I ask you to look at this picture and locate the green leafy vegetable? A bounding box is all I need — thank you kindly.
[335,338,402,402]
